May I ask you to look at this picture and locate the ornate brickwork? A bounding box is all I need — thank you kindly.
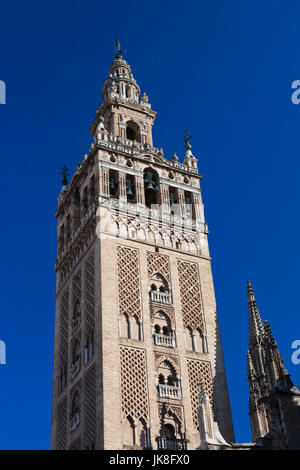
[147,251,170,283]
[120,346,149,423]
[72,270,81,317]
[56,398,68,450]
[117,246,142,319]
[158,404,184,426]
[85,253,95,336]
[155,353,180,375]
[187,359,213,428]
[83,364,96,449]
[59,288,69,383]
[177,260,204,332]
[150,305,175,329]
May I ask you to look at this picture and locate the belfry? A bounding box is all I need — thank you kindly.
[51,42,236,450]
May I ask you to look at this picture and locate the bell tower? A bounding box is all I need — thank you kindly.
[51,43,235,450]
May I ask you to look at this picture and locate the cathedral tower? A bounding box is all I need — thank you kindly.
[51,44,235,450]
[247,281,300,449]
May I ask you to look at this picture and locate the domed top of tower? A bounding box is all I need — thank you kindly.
[102,41,140,104]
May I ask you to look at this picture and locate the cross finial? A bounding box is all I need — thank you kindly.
[183,130,192,149]
[59,166,69,186]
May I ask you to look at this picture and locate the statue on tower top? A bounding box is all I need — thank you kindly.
[183,130,192,150]
[115,39,122,59]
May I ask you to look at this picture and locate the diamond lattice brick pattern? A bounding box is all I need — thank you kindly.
[120,346,149,423]
[147,251,170,283]
[187,359,213,428]
[177,260,204,332]
[117,246,142,319]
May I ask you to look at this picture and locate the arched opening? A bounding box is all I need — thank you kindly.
[124,416,135,447]
[130,315,140,341]
[120,313,130,339]
[126,174,136,201]
[109,170,119,198]
[126,120,141,142]
[169,187,179,215]
[185,327,194,351]
[136,419,148,448]
[194,328,205,353]
[157,360,178,388]
[184,190,195,219]
[162,423,176,439]
[144,169,160,208]
[153,311,171,337]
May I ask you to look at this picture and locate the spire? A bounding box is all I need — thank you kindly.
[101,42,141,105]
[247,280,264,346]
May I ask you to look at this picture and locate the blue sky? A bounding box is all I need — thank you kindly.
[1,0,300,449]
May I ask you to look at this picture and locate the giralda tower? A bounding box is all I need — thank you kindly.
[51,44,235,450]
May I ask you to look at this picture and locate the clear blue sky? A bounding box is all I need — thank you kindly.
[1,0,300,449]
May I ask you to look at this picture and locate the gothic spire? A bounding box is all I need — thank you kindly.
[247,280,264,346]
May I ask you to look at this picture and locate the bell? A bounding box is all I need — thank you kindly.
[109,178,116,190]
[146,181,156,190]
[126,180,134,197]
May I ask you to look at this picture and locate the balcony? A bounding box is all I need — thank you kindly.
[156,437,188,450]
[70,413,80,431]
[154,333,176,349]
[71,360,81,378]
[157,384,181,399]
[150,290,172,305]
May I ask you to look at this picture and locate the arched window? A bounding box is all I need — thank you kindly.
[184,190,195,219]
[120,313,130,339]
[109,170,119,198]
[136,418,148,448]
[144,169,160,208]
[158,360,178,387]
[123,416,135,447]
[126,174,136,201]
[162,423,176,439]
[153,311,171,337]
[130,315,140,341]
[126,120,141,142]
[158,373,165,385]
[194,328,205,353]
[185,327,194,351]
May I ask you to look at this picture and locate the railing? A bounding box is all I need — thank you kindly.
[156,437,187,450]
[71,360,81,378]
[70,412,80,431]
[150,290,172,305]
[154,333,176,348]
[158,384,181,399]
